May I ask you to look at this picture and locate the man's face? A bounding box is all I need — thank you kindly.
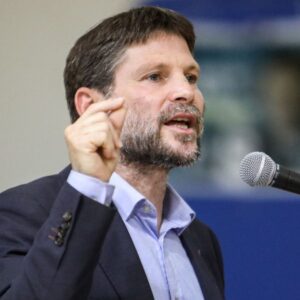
[112,33,205,168]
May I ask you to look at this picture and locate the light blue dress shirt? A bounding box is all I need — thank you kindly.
[68,170,204,300]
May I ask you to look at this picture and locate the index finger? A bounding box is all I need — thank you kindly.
[83,97,125,118]
[108,103,128,135]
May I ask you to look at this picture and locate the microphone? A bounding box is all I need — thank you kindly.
[239,152,300,195]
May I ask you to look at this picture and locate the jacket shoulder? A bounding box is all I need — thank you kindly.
[0,166,71,212]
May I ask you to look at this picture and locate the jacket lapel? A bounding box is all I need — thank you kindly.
[181,226,224,300]
[98,213,154,300]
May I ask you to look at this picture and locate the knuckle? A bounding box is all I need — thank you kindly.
[102,122,110,132]
[64,125,72,138]
[97,112,109,121]
[101,131,108,141]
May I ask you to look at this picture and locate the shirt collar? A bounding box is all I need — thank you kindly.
[109,172,195,235]
[163,184,196,235]
[109,172,146,221]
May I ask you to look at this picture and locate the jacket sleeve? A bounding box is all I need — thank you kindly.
[0,181,115,300]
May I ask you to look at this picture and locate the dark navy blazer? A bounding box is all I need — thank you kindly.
[0,167,225,299]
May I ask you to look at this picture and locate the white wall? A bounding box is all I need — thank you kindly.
[0,0,139,191]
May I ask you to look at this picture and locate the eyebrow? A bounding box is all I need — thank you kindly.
[134,62,200,76]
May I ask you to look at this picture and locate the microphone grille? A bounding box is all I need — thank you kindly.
[239,152,277,187]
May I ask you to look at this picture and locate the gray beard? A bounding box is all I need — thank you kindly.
[119,103,202,170]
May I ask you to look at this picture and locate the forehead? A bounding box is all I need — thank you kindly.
[117,33,199,73]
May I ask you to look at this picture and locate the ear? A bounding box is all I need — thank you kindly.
[74,87,103,116]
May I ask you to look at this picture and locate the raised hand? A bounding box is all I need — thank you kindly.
[65,96,127,182]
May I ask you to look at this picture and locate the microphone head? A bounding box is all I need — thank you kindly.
[239,152,277,187]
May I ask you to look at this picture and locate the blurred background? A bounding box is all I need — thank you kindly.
[1,0,300,299]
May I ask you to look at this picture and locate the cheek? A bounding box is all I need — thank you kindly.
[127,93,161,116]
[125,101,160,129]
[114,83,165,120]
[194,89,205,112]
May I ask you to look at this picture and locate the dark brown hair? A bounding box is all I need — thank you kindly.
[64,6,195,122]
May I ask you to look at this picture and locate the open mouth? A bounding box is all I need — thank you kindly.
[163,113,196,130]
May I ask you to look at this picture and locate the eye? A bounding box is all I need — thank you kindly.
[186,74,198,84]
[147,73,162,82]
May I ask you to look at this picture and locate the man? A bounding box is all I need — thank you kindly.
[0,6,225,300]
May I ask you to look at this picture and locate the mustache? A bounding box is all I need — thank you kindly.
[159,103,204,133]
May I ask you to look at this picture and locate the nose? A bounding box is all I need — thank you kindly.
[166,75,194,103]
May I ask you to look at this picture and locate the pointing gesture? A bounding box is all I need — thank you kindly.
[65,90,127,182]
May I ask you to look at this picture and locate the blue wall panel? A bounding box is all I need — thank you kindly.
[144,0,299,22]
[188,197,300,300]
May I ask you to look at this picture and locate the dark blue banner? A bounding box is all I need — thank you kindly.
[143,0,300,22]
